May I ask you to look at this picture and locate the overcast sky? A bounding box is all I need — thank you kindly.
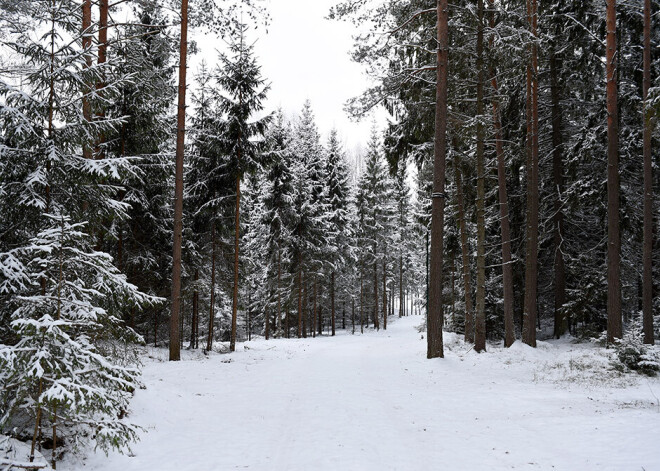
[193,0,388,157]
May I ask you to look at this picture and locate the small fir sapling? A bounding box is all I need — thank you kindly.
[0,215,160,462]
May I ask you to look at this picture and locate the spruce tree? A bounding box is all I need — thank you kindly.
[215,24,270,352]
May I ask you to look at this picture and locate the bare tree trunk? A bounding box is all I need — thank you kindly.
[302,276,308,338]
[456,155,474,343]
[373,261,379,330]
[45,0,56,214]
[230,174,241,351]
[488,0,515,348]
[383,259,387,330]
[399,254,404,318]
[342,301,346,330]
[206,225,216,352]
[96,0,108,160]
[331,271,336,336]
[550,47,567,339]
[263,292,268,341]
[474,0,487,353]
[82,0,92,161]
[606,0,622,343]
[450,250,455,327]
[360,268,364,333]
[428,0,448,359]
[522,0,539,348]
[298,239,303,338]
[642,0,655,345]
[170,0,188,361]
[29,379,44,464]
[352,297,356,334]
[191,269,198,349]
[313,278,318,338]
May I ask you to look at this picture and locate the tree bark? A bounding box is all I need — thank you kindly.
[373,261,379,330]
[360,268,364,333]
[230,174,241,351]
[399,254,404,318]
[456,155,474,343]
[428,0,448,359]
[352,297,355,334]
[82,0,92,161]
[331,271,336,336]
[95,0,108,160]
[170,0,188,361]
[522,0,539,348]
[606,0,622,343]
[642,0,655,344]
[313,278,318,338]
[474,0,487,353]
[298,239,303,338]
[302,276,308,338]
[488,0,515,348]
[550,47,567,339]
[277,246,282,337]
[206,225,216,352]
[191,269,198,349]
[383,259,387,330]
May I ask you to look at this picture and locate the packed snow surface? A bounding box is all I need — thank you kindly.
[75,315,659,471]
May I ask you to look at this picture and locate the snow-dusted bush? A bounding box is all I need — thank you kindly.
[0,216,159,463]
[613,321,660,376]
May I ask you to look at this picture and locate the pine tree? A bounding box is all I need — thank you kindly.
[428,0,448,359]
[170,0,189,361]
[606,0,621,344]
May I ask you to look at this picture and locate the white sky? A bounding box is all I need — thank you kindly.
[192,0,389,156]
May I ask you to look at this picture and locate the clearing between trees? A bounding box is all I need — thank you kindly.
[74,316,659,471]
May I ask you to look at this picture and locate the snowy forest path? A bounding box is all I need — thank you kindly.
[78,315,660,471]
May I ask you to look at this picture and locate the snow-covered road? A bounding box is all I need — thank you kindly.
[77,315,660,471]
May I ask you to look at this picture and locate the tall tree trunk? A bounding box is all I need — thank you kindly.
[263,292,269,341]
[317,284,322,336]
[302,276,308,338]
[642,0,655,345]
[342,301,346,330]
[170,0,188,361]
[352,297,355,334]
[298,238,303,338]
[360,268,364,333]
[399,254,404,318]
[96,0,108,159]
[450,250,455,327]
[206,225,216,352]
[474,0,487,353]
[382,259,387,330]
[191,269,198,349]
[606,0,622,343]
[550,47,567,339]
[522,0,539,348]
[373,261,379,330]
[488,0,515,348]
[45,0,55,214]
[277,247,282,337]
[230,174,241,351]
[81,0,92,161]
[312,278,318,338]
[331,271,336,336]
[428,0,448,359]
[456,155,474,343]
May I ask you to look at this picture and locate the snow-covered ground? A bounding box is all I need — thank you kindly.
[72,315,659,471]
